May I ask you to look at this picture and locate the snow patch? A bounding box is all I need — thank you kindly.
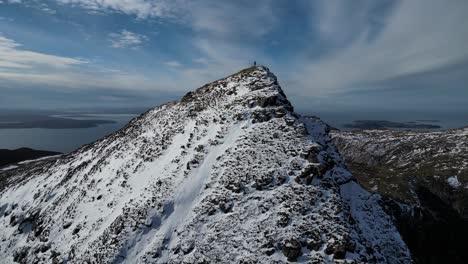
[0,165,18,171]
[447,176,461,188]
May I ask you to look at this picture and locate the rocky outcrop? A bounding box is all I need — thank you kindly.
[0,67,411,263]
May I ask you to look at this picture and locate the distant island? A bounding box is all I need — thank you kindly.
[0,148,61,167]
[414,119,441,123]
[0,116,116,129]
[344,120,441,130]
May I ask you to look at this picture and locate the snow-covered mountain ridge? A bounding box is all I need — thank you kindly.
[0,67,411,263]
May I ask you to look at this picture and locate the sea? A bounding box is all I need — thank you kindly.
[0,113,137,153]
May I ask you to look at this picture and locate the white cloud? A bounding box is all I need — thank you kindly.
[192,57,210,64]
[54,0,276,38]
[314,0,380,44]
[56,0,180,19]
[186,0,276,38]
[108,30,148,49]
[0,35,181,92]
[0,35,87,69]
[10,0,466,106]
[295,0,468,96]
[49,0,277,87]
[164,60,182,67]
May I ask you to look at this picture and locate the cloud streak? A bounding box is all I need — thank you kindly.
[0,35,86,69]
[164,60,182,67]
[3,0,468,111]
[295,0,468,96]
[109,30,148,49]
[0,35,180,93]
[56,0,180,18]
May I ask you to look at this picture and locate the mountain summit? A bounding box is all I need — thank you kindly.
[0,67,411,263]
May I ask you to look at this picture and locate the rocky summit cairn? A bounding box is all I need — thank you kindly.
[0,67,411,263]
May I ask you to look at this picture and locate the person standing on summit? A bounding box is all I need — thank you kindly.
[254,61,256,66]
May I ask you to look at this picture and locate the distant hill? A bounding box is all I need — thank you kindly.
[344,120,441,129]
[332,128,468,264]
[0,148,61,167]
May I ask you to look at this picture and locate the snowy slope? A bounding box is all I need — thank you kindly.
[331,128,468,263]
[331,128,468,215]
[0,67,411,263]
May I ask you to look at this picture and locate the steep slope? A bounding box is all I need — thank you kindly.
[0,67,411,263]
[331,129,468,263]
[331,129,468,216]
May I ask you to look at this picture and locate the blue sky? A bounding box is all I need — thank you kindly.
[0,0,467,113]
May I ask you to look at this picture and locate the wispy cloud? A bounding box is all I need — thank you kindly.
[0,35,178,92]
[293,0,468,96]
[56,0,180,19]
[0,35,87,69]
[164,60,182,67]
[53,0,276,39]
[4,0,468,111]
[186,0,276,38]
[46,0,276,82]
[192,57,210,64]
[108,30,148,49]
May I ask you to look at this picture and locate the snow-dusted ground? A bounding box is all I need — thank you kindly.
[16,155,62,165]
[331,128,468,217]
[331,127,468,263]
[0,67,411,263]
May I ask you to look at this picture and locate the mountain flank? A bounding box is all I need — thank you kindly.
[332,128,468,264]
[0,67,411,263]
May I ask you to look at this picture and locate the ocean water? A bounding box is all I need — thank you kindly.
[0,114,136,153]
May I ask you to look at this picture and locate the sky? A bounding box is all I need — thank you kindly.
[0,0,467,113]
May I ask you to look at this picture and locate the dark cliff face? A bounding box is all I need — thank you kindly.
[331,129,468,264]
[379,189,468,264]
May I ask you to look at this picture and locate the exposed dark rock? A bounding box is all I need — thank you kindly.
[62,221,72,229]
[13,247,29,263]
[306,240,322,251]
[333,245,346,259]
[181,91,194,102]
[263,247,276,256]
[380,190,468,264]
[72,226,81,235]
[39,243,51,253]
[219,201,233,213]
[281,239,302,262]
[324,244,335,255]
